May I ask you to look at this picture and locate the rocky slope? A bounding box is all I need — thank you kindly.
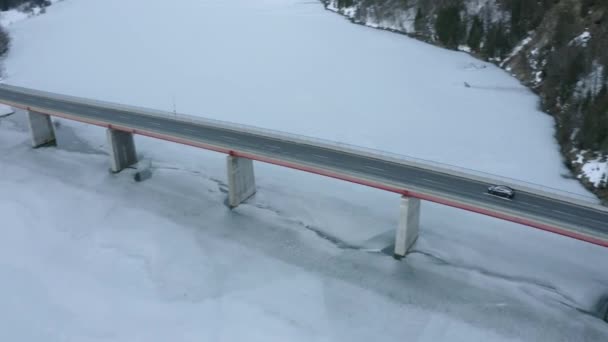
[324,0,608,203]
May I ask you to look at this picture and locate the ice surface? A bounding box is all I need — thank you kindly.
[2,119,607,341]
[1,0,608,340]
[0,103,13,116]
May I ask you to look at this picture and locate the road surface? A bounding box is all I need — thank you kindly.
[0,84,606,247]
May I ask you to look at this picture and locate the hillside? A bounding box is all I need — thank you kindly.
[0,1,52,60]
[324,0,608,202]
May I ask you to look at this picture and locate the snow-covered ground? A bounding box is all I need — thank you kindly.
[1,0,608,340]
[0,0,61,27]
[576,151,608,188]
[0,103,13,116]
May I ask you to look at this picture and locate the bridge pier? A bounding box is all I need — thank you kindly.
[394,195,420,259]
[227,155,256,208]
[27,110,56,147]
[107,128,137,173]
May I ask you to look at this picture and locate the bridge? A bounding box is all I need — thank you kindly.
[1,84,607,257]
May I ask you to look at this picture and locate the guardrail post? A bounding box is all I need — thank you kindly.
[227,156,256,208]
[394,195,420,259]
[107,128,137,173]
[27,110,56,147]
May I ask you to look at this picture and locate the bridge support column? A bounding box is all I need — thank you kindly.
[227,155,256,208]
[27,110,56,147]
[107,128,137,173]
[394,195,420,259]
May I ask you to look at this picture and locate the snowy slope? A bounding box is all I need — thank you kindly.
[1,0,608,340]
[0,0,61,27]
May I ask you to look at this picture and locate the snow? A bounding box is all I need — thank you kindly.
[1,0,608,340]
[576,61,605,98]
[0,0,61,27]
[326,1,338,12]
[500,37,532,68]
[3,116,608,340]
[326,1,356,18]
[578,153,608,187]
[342,5,356,18]
[0,9,29,27]
[571,31,592,47]
[458,45,472,53]
[4,0,593,193]
[464,0,507,23]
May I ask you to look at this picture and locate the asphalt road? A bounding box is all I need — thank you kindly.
[1,85,606,243]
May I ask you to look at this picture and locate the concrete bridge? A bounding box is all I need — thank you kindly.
[1,84,607,257]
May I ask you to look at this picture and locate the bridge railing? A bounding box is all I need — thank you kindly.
[3,84,604,210]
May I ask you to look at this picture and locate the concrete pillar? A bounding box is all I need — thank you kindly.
[394,195,420,259]
[107,128,137,173]
[227,155,256,208]
[27,110,56,148]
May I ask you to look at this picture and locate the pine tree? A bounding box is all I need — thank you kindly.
[494,24,511,58]
[414,8,424,33]
[483,23,510,59]
[556,113,574,145]
[596,93,608,152]
[510,0,523,40]
[566,51,586,88]
[337,0,354,9]
[582,91,593,111]
[467,16,484,52]
[580,93,608,150]
[553,10,576,48]
[435,5,463,49]
[482,24,497,58]
[580,0,595,18]
[599,83,608,99]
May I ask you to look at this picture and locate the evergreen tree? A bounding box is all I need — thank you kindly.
[599,83,608,99]
[483,23,509,59]
[510,0,523,40]
[566,51,586,88]
[581,93,608,150]
[467,16,484,52]
[495,24,511,58]
[508,0,546,42]
[596,94,608,152]
[482,24,497,58]
[0,0,49,11]
[582,91,593,112]
[435,5,463,49]
[414,8,424,33]
[580,110,599,149]
[580,0,595,18]
[556,113,574,146]
[553,9,576,48]
[337,0,354,9]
